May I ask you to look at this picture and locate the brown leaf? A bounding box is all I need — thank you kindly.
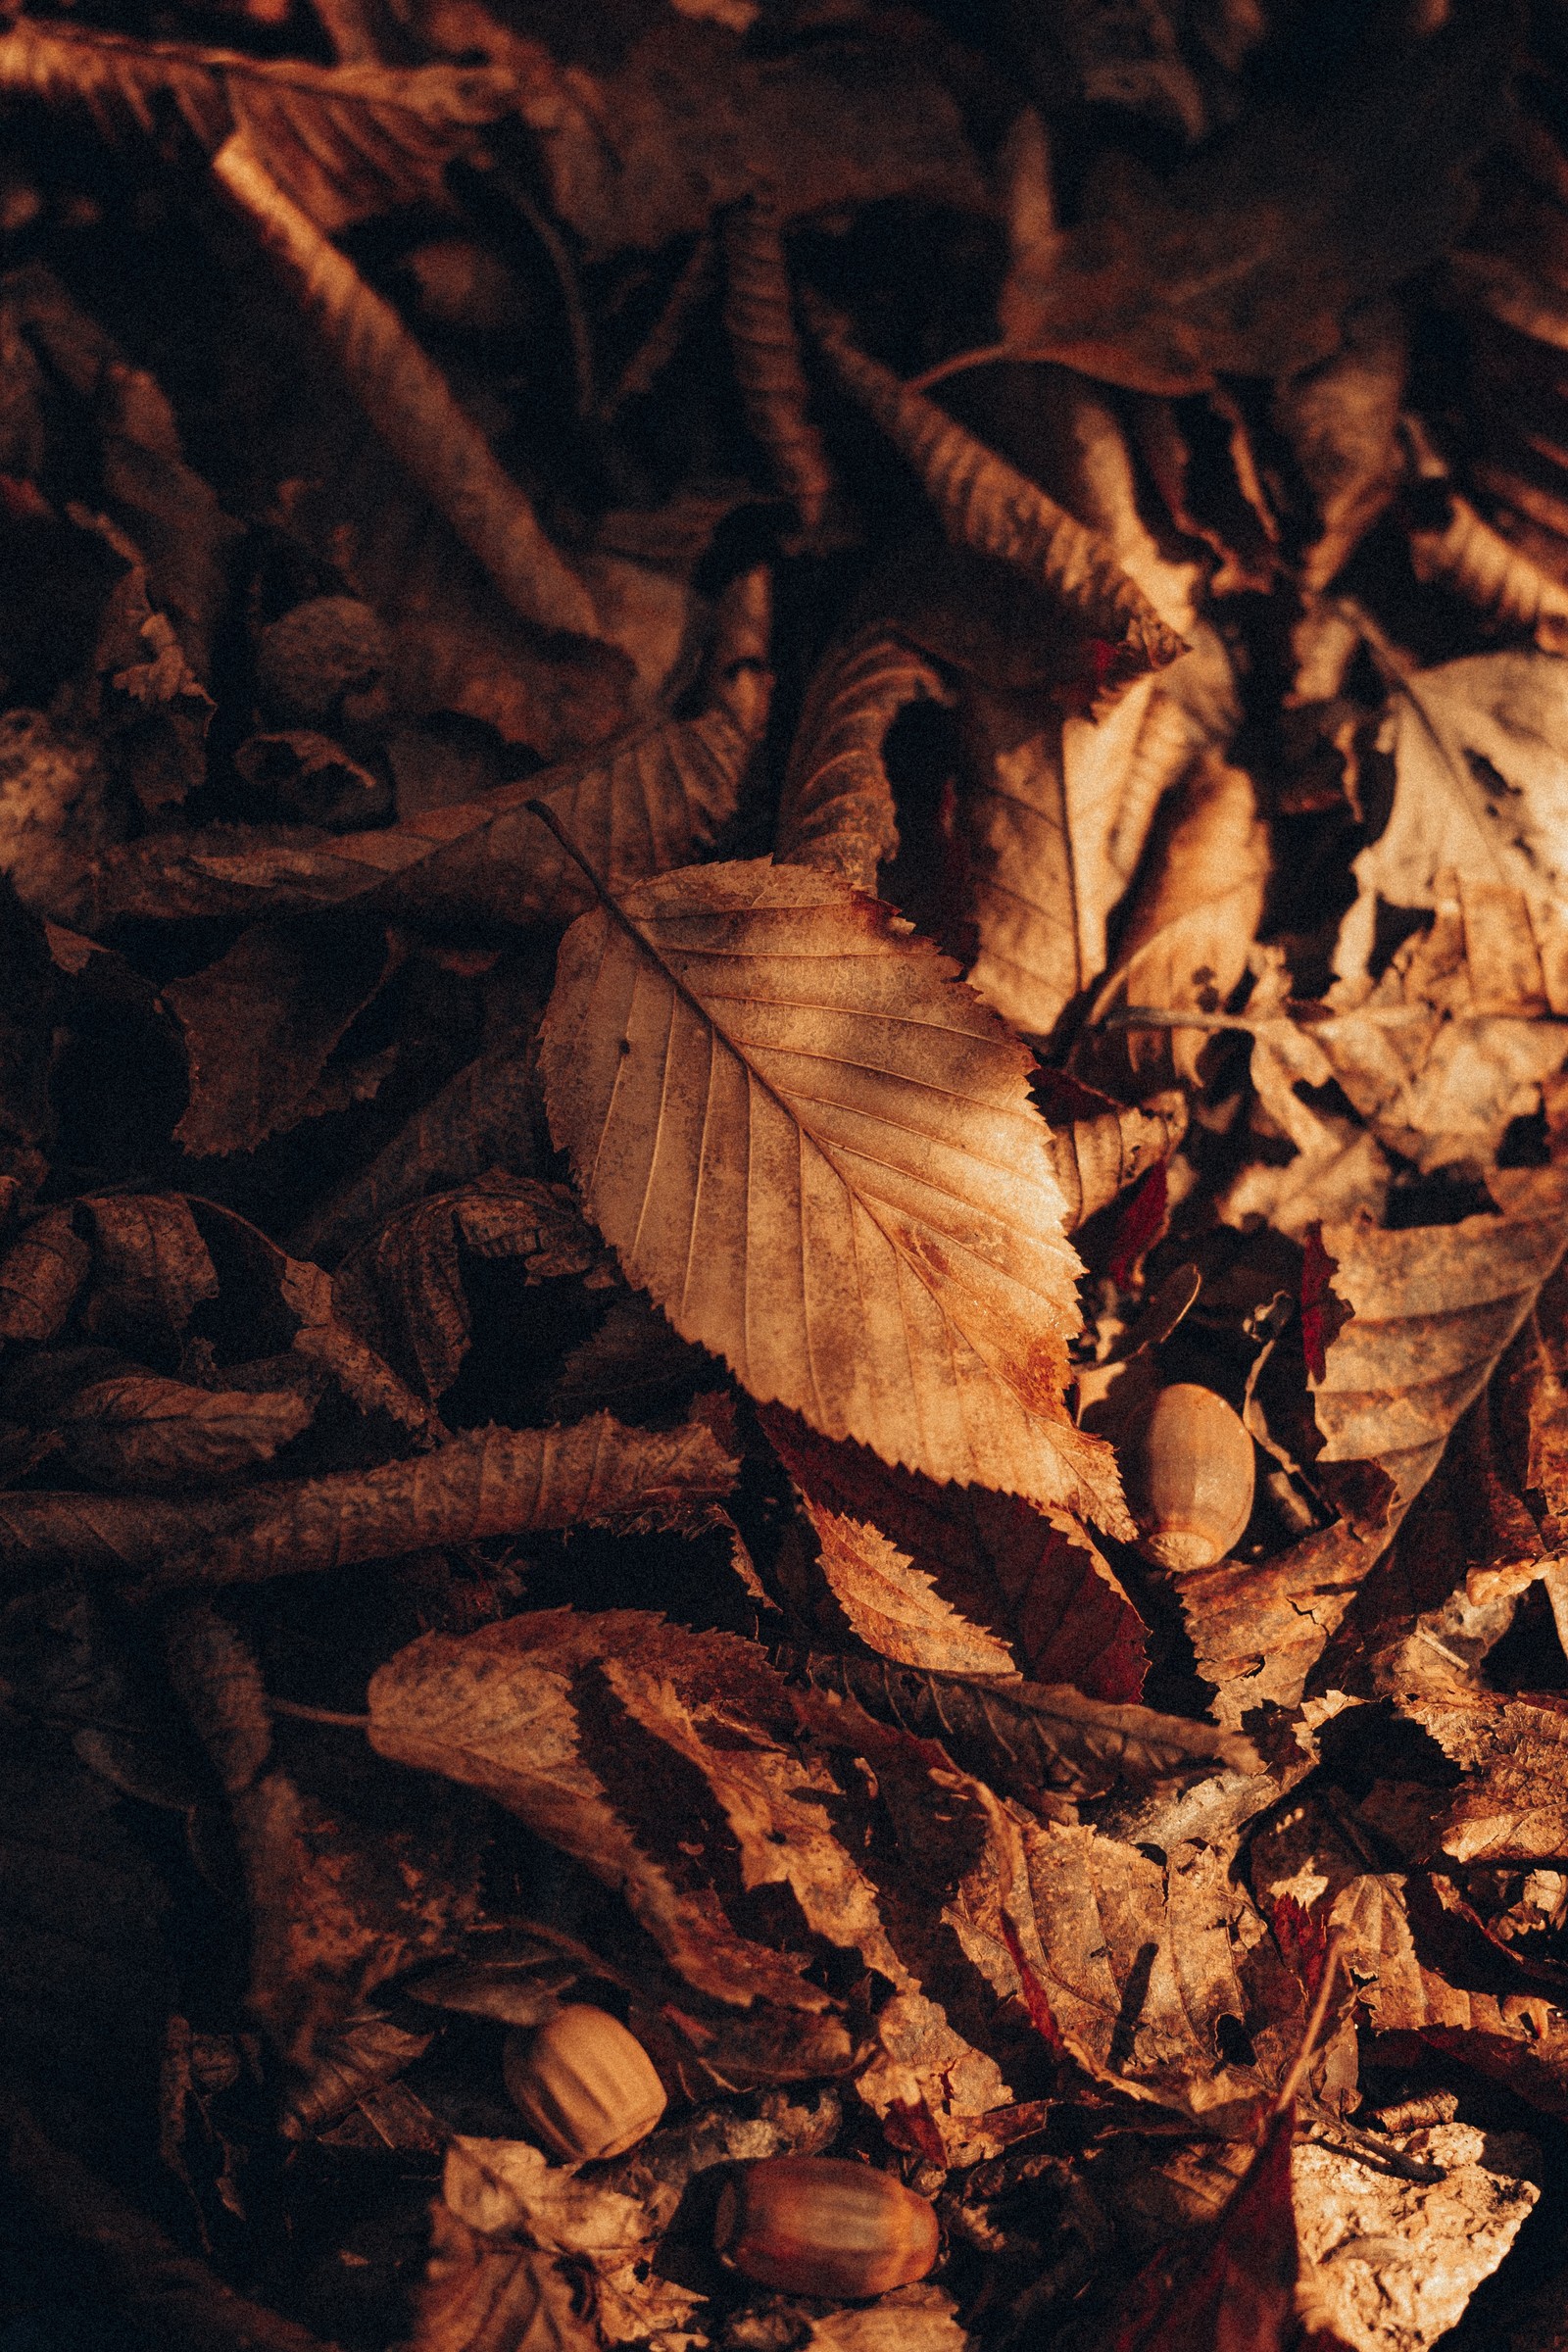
[1175,1520,1387,1726]
[0,17,517,233]
[1274,301,1407,594]
[280,2005,435,2141]
[761,1407,1148,1700]
[77,1191,219,1345]
[164,914,399,1158]
[68,683,762,934]
[477,10,988,260]
[996,17,1503,394]
[723,193,833,536]
[0,1204,88,1344]
[1085,747,1269,1086]
[961,670,1213,1041]
[805,296,1186,694]
[1405,423,1568,652]
[31,1412,735,1595]
[214,136,600,643]
[539,856,1129,1529]
[53,1369,314,1490]
[409,2205,593,2352]
[332,1173,611,1401]
[775,627,952,892]
[1033,1070,1187,1235]
[779,1649,1255,1806]
[807,1507,1018,1676]
[290,1024,544,1268]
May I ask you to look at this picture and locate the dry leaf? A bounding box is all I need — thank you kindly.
[723,194,832,535]
[961,668,1217,1040]
[164,914,399,1158]
[332,1173,611,1401]
[995,16,1503,394]
[806,296,1186,695]
[76,1192,219,1346]
[1175,1520,1389,1726]
[1274,301,1408,594]
[67,678,762,934]
[1085,746,1269,1086]
[0,1204,88,1343]
[0,17,516,233]
[214,137,600,643]
[762,1405,1148,1699]
[409,2204,594,2352]
[1033,1070,1187,1234]
[539,856,1129,1528]
[806,1508,1018,1676]
[52,1369,314,1490]
[775,627,952,891]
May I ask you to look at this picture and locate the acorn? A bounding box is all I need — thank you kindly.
[1121,1382,1255,1571]
[713,2157,940,2299]
[502,2004,667,2163]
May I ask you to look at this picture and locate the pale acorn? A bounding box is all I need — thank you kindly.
[1121,1381,1255,1571]
[713,2156,941,2299]
[502,2003,667,2163]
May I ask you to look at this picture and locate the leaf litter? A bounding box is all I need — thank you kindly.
[6,5,1568,2349]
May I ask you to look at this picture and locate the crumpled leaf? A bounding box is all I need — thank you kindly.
[0,1203,88,1343]
[0,16,517,234]
[723,193,832,536]
[540,856,1128,1528]
[442,2137,702,2344]
[2,1412,738,1593]
[333,1172,611,1402]
[996,14,1504,395]
[163,913,400,1158]
[1294,2122,1539,2352]
[806,296,1186,696]
[51,1368,314,1490]
[1405,453,1568,653]
[76,1191,219,1346]
[65,671,763,934]
[775,627,952,891]
[1085,746,1269,1086]
[215,136,600,643]
[779,1647,1255,1806]
[761,1406,1149,1699]
[1274,301,1407,594]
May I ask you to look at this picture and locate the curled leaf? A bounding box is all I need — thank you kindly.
[214,136,599,642]
[804,293,1187,691]
[723,192,832,534]
[776,627,951,890]
[539,855,1129,1528]
[0,19,515,231]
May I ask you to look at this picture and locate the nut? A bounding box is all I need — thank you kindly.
[713,2157,940,2299]
[1121,1380,1255,1570]
[502,2004,667,2163]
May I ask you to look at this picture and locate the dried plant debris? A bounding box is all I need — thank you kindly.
[12,5,1568,2347]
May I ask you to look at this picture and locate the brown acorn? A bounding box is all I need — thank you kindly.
[1121,1381,1255,1571]
[503,2004,667,2163]
[713,2157,940,2300]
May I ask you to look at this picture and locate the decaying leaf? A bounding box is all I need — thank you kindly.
[51,1368,314,1490]
[723,193,832,536]
[775,627,952,891]
[805,297,1187,694]
[0,18,516,232]
[762,1405,1148,1699]
[215,137,600,644]
[539,855,1128,1527]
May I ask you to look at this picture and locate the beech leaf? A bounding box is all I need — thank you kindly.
[775,626,952,892]
[53,1370,314,1490]
[807,1507,1017,1676]
[722,193,832,535]
[0,17,516,232]
[537,854,1130,1528]
[805,295,1187,693]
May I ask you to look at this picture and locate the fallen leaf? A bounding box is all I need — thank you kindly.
[76,1191,219,1346]
[0,17,518,233]
[408,2204,594,2352]
[539,855,1128,1527]
[723,194,833,536]
[1085,746,1269,1085]
[806,1507,1018,1676]
[52,1369,314,1489]
[806,296,1186,695]
[215,136,600,642]
[1274,301,1408,594]
[332,1173,611,1401]
[761,1405,1149,1699]
[775,627,952,891]
[0,1203,88,1343]
[164,913,400,1158]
